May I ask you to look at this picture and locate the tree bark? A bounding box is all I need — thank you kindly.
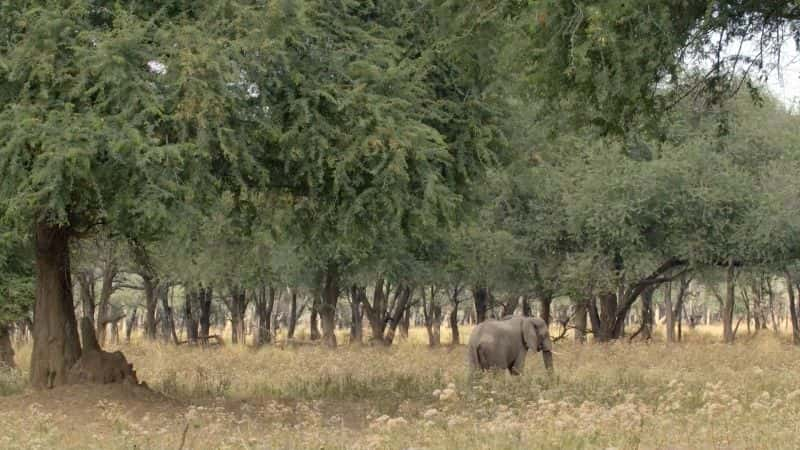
[309,294,321,341]
[255,285,276,346]
[125,307,137,343]
[184,289,198,344]
[287,289,298,339]
[76,271,96,328]
[0,324,15,368]
[399,307,411,339]
[160,285,178,345]
[95,260,118,346]
[785,271,800,345]
[664,281,675,343]
[199,285,212,338]
[30,223,82,388]
[143,276,158,340]
[384,285,412,345]
[722,260,736,344]
[473,287,489,323]
[540,296,552,324]
[363,278,388,343]
[349,286,364,345]
[319,268,339,347]
[422,287,441,347]
[228,287,247,345]
[573,299,587,343]
[522,296,532,317]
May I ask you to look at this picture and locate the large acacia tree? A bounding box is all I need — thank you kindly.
[0,2,259,387]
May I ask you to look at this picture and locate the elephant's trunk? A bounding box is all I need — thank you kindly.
[542,350,554,372]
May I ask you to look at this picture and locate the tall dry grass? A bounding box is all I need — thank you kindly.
[1,325,800,449]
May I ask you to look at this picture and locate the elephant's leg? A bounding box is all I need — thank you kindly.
[509,350,526,375]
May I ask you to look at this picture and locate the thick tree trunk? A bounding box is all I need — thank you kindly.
[30,224,82,389]
[0,324,14,368]
[722,260,736,344]
[288,289,298,339]
[349,286,364,345]
[573,299,587,343]
[199,285,212,338]
[473,287,489,323]
[319,269,339,347]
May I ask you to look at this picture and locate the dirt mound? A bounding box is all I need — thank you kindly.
[67,318,145,387]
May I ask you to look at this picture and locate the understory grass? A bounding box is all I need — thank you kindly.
[2,325,800,449]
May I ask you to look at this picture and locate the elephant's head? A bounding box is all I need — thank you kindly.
[522,317,554,372]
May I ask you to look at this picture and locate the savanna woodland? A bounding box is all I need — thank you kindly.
[2,1,800,449]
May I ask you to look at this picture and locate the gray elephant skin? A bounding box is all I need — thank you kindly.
[467,316,554,375]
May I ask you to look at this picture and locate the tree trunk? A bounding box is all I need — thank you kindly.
[473,287,489,324]
[664,281,675,343]
[310,295,321,341]
[574,299,587,343]
[143,276,158,340]
[785,272,800,345]
[288,289,298,339]
[184,289,198,344]
[160,285,178,345]
[363,278,388,343]
[126,307,137,343]
[228,288,247,345]
[522,296,532,317]
[0,324,14,368]
[399,307,410,339]
[449,304,460,345]
[199,285,212,338]
[722,260,736,344]
[76,271,96,329]
[588,296,604,342]
[319,269,339,347]
[384,285,412,345]
[30,224,82,389]
[255,286,276,346]
[95,260,117,347]
[349,286,364,345]
[540,297,552,324]
[639,287,655,340]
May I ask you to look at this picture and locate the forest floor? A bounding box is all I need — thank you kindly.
[2,326,800,449]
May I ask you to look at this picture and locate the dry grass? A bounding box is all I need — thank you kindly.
[1,325,800,449]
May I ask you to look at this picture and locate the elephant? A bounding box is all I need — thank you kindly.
[467,315,553,375]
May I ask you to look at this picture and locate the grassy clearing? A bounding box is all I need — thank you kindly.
[1,326,800,449]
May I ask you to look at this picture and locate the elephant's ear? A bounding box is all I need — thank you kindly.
[522,318,539,351]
